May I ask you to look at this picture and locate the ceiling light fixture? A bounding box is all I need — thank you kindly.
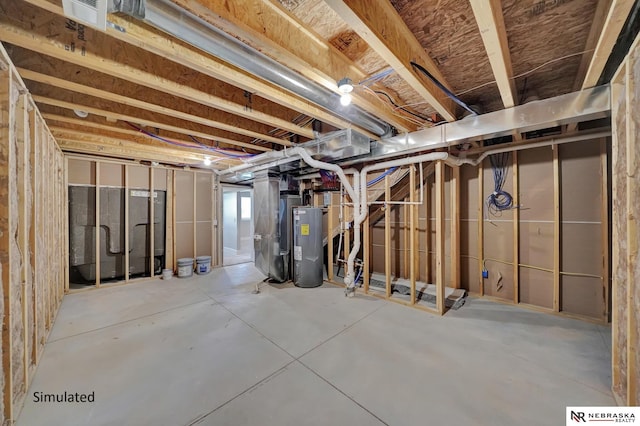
[73,109,89,118]
[337,77,353,106]
[204,156,212,166]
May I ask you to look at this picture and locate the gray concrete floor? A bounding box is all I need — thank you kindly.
[17,263,615,426]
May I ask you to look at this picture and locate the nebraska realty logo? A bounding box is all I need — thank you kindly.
[567,407,639,424]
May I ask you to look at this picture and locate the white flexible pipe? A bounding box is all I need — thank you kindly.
[342,152,449,291]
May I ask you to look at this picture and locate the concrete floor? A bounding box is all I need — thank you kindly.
[18,263,614,426]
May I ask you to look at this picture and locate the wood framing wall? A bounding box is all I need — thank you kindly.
[66,156,218,286]
[364,139,608,322]
[459,141,608,321]
[0,45,65,424]
[611,32,640,407]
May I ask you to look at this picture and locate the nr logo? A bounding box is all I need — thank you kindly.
[571,411,586,422]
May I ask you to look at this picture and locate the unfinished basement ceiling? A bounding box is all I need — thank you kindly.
[0,0,616,166]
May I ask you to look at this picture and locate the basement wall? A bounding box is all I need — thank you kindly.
[66,156,218,284]
[610,31,640,407]
[0,44,65,423]
[366,138,608,323]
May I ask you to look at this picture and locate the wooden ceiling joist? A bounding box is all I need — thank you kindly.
[19,0,383,138]
[0,2,316,139]
[55,135,228,167]
[582,0,637,89]
[44,114,239,166]
[34,95,273,152]
[323,0,456,121]
[169,0,416,132]
[18,68,292,147]
[469,0,517,108]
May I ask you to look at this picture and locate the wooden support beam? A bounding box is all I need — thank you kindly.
[624,60,638,405]
[16,93,30,389]
[409,165,416,304]
[34,96,271,152]
[573,0,613,91]
[600,139,610,322]
[553,145,560,312]
[582,0,637,89]
[19,68,292,147]
[0,66,15,422]
[0,6,317,139]
[169,0,415,132]
[30,107,39,365]
[63,155,69,293]
[16,0,379,138]
[512,151,520,304]
[385,175,391,297]
[324,0,456,121]
[435,161,446,314]
[478,161,485,296]
[43,116,240,167]
[469,0,517,108]
[451,165,460,289]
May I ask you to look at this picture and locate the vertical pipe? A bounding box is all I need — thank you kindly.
[513,151,520,303]
[328,193,334,281]
[193,172,197,259]
[409,165,416,304]
[364,208,370,293]
[435,161,446,314]
[403,193,409,279]
[478,161,484,296]
[425,175,431,282]
[385,175,391,297]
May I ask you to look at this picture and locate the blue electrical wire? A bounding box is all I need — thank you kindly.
[410,61,477,117]
[126,121,257,159]
[486,152,513,215]
[367,167,398,187]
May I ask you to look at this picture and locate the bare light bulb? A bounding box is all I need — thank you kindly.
[204,157,212,166]
[340,93,352,106]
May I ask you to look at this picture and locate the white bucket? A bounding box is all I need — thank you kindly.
[162,269,173,280]
[177,258,194,278]
[195,256,211,275]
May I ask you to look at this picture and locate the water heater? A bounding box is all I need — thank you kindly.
[293,207,323,288]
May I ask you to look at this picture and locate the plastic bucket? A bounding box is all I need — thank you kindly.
[195,256,211,275]
[162,269,173,280]
[177,258,194,278]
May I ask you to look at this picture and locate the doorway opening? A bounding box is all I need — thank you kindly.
[222,186,254,266]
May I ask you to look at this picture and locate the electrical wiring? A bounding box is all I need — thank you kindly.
[367,167,398,187]
[188,135,256,159]
[359,85,432,127]
[126,122,258,161]
[358,67,395,86]
[397,49,595,110]
[485,152,513,216]
[410,61,477,116]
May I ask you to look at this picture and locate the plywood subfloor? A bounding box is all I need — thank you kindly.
[17,264,614,425]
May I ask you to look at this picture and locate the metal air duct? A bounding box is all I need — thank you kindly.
[111,0,393,137]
